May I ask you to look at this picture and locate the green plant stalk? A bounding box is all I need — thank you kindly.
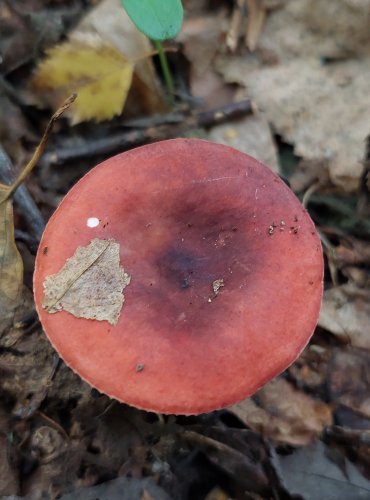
[154,40,175,104]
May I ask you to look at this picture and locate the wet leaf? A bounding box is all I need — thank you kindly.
[0,199,23,321]
[182,430,269,494]
[43,238,131,325]
[271,441,370,500]
[60,477,171,499]
[32,41,134,124]
[121,0,183,41]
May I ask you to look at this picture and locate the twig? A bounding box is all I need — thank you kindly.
[302,180,322,208]
[227,0,246,52]
[0,146,45,241]
[42,99,253,166]
[6,94,77,199]
[245,0,266,52]
[36,410,70,441]
[318,228,338,286]
[0,94,76,242]
[197,99,252,127]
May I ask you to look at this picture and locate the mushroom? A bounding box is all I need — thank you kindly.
[33,138,323,415]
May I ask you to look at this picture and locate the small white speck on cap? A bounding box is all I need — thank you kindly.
[87,217,100,228]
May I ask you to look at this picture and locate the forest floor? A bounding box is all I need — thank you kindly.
[1,0,370,498]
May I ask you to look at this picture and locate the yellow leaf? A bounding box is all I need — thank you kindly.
[32,41,134,124]
[0,200,23,320]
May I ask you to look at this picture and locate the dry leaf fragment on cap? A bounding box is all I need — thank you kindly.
[42,238,130,325]
[31,41,134,124]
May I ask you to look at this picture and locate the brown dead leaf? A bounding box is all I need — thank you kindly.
[0,198,23,323]
[319,283,370,350]
[217,0,370,192]
[208,112,279,173]
[32,40,134,124]
[335,237,370,266]
[329,348,370,419]
[43,238,130,325]
[179,13,232,108]
[230,378,332,446]
[219,58,368,192]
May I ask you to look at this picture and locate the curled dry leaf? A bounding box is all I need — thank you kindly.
[230,378,332,446]
[32,41,134,124]
[43,238,130,325]
[0,198,23,322]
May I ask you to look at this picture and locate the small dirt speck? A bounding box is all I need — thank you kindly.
[43,246,48,255]
[136,364,144,372]
[212,278,225,296]
[181,278,190,289]
[268,222,277,235]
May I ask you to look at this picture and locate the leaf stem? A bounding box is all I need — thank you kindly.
[1,94,77,204]
[154,40,175,104]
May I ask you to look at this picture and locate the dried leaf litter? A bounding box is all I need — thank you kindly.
[42,238,130,325]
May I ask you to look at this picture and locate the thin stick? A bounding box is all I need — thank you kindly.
[42,99,253,166]
[302,181,321,208]
[3,94,77,202]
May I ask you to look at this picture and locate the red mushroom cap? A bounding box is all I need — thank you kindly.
[33,138,323,415]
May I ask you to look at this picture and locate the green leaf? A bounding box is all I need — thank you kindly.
[121,0,183,41]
